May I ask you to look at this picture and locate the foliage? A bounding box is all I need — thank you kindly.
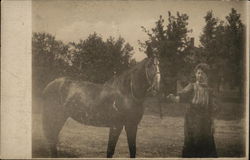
[140,12,192,94]
[199,11,222,89]
[33,8,244,97]
[224,8,245,90]
[32,32,135,95]
[69,33,134,83]
[32,32,70,95]
[199,9,245,95]
[140,8,244,96]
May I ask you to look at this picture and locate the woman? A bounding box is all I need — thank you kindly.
[168,63,217,157]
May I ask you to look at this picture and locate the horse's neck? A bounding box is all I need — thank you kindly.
[104,59,149,99]
[130,70,148,99]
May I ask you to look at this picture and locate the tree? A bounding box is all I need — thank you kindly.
[140,12,192,94]
[33,32,134,95]
[200,11,218,62]
[32,32,70,95]
[199,11,224,90]
[69,33,134,84]
[199,9,245,96]
[224,8,245,96]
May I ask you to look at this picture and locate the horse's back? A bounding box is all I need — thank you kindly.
[43,77,67,97]
[42,77,140,127]
[43,77,102,102]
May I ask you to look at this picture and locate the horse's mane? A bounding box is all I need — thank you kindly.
[102,58,149,97]
[105,58,148,86]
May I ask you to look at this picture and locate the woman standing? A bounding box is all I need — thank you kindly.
[168,63,217,157]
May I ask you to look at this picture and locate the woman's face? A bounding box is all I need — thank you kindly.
[195,69,207,83]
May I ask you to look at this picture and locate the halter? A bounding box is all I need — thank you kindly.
[145,65,160,93]
[145,57,160,92]
[130,58,160,101]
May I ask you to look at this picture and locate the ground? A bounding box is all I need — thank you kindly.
[32,97,245,158]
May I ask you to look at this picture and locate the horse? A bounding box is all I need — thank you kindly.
[42,56,161,158]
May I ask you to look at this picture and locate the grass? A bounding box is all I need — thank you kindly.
[32,97,245,158]
[32,114,245,158]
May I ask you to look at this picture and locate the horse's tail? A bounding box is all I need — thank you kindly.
[42,77,69,157]
[42,77,69,125]
[42,77,67,125]
[43,77,64,98]
[43,77,69,105]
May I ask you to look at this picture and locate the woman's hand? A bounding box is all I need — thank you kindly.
[167,94,175,99]
[167,94,180,103]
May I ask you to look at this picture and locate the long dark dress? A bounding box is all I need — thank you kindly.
[178,82,217,158]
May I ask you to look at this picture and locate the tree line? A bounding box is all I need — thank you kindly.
[33,33,135,95]
[33,8,245,97]
[140,8,245,96]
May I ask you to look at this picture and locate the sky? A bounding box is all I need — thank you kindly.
[33,0,247,61]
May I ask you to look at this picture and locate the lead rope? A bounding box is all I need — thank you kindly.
[145,62,154,93]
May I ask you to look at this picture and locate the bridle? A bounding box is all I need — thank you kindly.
[130,57,160,101]
[145,60,160,93]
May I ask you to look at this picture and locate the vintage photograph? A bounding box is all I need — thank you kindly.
[32,0,247,158]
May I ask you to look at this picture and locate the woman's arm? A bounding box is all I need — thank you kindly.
[177,83,193,103]
[167,83,193,103]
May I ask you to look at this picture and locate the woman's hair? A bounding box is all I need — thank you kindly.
[194,63,210,75]
[192,63,211,86]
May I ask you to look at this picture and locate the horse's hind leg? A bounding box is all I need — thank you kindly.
[43,103,68,157]
[107,125,123,158]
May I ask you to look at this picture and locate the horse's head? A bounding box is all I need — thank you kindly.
[145,56,161,96]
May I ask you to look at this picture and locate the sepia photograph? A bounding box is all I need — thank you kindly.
[31,0,247,158]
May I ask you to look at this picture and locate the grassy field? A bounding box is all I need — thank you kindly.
[32,97,246,158]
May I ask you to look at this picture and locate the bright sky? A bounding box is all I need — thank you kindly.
[33,0,247,61]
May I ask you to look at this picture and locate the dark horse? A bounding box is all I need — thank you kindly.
[42,56,161,158]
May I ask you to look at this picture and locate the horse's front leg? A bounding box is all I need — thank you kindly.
[125,124,138,158]
[107,125,123,158]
